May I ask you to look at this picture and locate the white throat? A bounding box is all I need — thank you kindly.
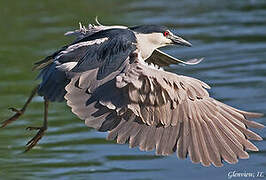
[134,33,165,60]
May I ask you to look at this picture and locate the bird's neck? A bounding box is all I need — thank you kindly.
[134,33,161,60]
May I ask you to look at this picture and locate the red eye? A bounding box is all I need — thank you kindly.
[163,31,169,36]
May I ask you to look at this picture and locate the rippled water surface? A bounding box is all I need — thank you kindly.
[0,0,265,179]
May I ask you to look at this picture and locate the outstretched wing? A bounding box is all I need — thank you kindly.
[64,48,264,167]
[37,28,137,102]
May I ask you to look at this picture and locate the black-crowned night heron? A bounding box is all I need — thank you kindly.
[2,19,264,167]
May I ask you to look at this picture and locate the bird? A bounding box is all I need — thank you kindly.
[1,19,264,167]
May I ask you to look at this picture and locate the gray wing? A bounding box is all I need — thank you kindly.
[33,21,127,71]
[65,49,264,167]
[37,28,136,102]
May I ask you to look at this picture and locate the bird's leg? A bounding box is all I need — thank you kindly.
[24,97,49,152]
[1,85,39,128]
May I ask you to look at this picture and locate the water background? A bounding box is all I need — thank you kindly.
[0,0,265,179]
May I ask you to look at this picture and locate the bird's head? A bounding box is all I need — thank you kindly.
[130,25,192,47]
[129,25,191,59]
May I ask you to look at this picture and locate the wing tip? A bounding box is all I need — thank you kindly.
[246,112,264,118]
[185,57,204,65]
